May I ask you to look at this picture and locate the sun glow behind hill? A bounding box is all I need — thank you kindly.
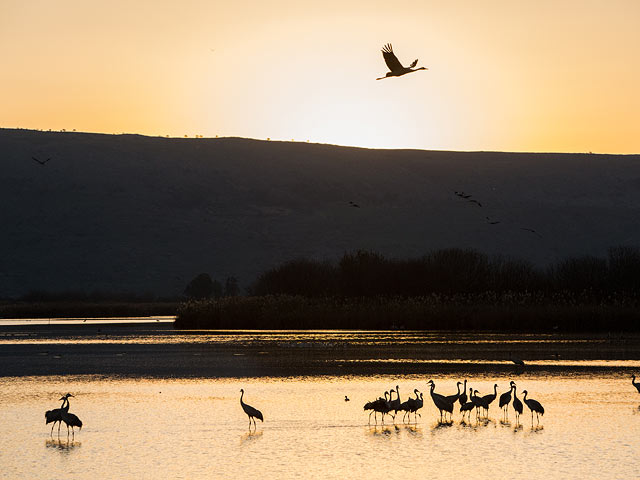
[1,0,639,153]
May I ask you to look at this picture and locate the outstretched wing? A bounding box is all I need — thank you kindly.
[381,43,403,72]
[409,59,418,68]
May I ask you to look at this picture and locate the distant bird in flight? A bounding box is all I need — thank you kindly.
[32,156,50,165]
[376,44,427,80]
[349,201,361,208]
[520,227,542,237]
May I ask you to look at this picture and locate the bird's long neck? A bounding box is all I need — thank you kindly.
[512,385,518,398]
[493,384,497,395]
[456,383,461,395]
[62,397,70,412]
[240,390,245,406]
[523,391,527,401]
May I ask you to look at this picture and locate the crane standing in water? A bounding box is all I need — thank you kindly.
[57,394,82,437]
[522,390,544,425]
[240,389,264,429]
[45,394,72,435]
[376,44,428,80]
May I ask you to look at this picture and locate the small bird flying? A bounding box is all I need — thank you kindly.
[31,156,50,165]
[377,43,427,80]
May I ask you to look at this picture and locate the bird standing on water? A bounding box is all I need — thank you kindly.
[499,381,515,419]
[522,390,544,425]
[45,393,72,435]
[240,389,264,429]
[376,43,427,80]
[512,384,523,425]
[60,394,82,437]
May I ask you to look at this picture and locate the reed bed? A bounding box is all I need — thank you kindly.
[175,293,640,331]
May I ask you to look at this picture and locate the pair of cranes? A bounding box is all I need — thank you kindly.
[45,393,83,437]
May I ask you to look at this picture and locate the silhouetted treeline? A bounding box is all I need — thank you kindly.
[176,247,640,331]
[249,247,640,299]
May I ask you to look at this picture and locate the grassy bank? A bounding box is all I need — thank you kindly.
[0,301,179,319]
[174,293,640,332]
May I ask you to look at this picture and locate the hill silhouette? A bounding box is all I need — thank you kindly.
[1,128,639,297]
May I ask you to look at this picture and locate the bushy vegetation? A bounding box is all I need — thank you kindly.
[250,247,640,298]
[176,246,640,331]
[174,293,640,331]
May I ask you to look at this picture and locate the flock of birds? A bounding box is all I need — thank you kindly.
[45,376,640,436]
[364,380,543,427]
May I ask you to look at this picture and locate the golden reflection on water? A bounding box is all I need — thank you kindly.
[0,373,639,479]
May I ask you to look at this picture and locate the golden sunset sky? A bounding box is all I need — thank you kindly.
[1,0,639,152]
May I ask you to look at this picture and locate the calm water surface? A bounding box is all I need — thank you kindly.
[2,375,640,479]
[1,327,639,479]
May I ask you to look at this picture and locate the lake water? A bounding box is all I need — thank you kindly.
[1,326,639,479]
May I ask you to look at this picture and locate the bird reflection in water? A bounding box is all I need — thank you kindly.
[45,438,81,453]
[367,425,393,437]
[403,425,422,438]
[240,430,263,445]
[431,420,454,431]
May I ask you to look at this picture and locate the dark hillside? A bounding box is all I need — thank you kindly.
[1,128,639,297]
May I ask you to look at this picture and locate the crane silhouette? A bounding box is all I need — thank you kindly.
[388,385,402,422]
[427,380,454,422]
[522,390,544,425]
[459,387,475,421]
[397,389,419,423]
[59,394,82,437]
[632,375,640,394]
[478,384,498,417]
[458,379,468,406]
[45,393,72,435]
[509,352,525,369]
[512,384,523,425]
[499,381,515,420]
[240,389,264,429]
[376,43,427,80]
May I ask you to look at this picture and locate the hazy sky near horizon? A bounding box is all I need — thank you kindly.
[2,0,639,153]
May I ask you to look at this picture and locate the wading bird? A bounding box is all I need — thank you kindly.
[509,352,525,368]
[364,390,391,425]
[459,387,475,421]
[632,375,640,394]
[522,390,544,425]
[45,394,72,435]
[60,394,82,437]
[479,384,498,417]
[240,389,264,429]
[512,384,523,425]
[376,43,427,80]
[428,381,454,422]
[458,379,468,406]
[499,382,515,419]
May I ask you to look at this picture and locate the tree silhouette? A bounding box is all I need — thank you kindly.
[184,273,214,299]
